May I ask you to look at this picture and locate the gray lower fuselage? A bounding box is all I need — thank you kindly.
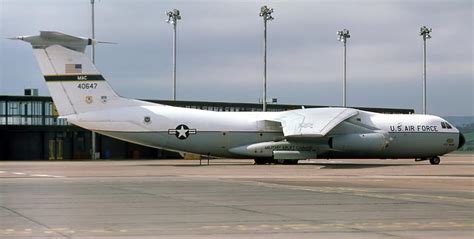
[96,129,459,159]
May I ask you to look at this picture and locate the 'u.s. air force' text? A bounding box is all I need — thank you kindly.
[389,124,438,132]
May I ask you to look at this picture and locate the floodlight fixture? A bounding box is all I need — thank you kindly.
[260,5,274,22]
[166,9,181,25]
[420,26,432,40]
[337,29,350,43]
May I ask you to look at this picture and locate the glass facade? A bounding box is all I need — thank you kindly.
[0,98,68,126]
[0,100,5,125]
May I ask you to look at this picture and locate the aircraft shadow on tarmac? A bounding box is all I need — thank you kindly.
[136,161,413,169]
[309,163,412,169]
[133,162,253,167]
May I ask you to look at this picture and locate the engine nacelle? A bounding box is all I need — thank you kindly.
[329,133,388,152]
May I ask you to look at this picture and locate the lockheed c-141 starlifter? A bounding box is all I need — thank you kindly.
[13,31,465,164]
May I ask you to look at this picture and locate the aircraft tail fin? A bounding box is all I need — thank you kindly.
[15,31,136,116]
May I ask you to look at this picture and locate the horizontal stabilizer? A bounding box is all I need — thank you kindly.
[11,31,114,52]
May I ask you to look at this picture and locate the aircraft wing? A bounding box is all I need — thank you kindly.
[271,108,358,138]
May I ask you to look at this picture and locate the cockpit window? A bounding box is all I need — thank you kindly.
[441,122,453,129]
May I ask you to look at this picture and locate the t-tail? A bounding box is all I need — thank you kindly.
[14,31,145,116]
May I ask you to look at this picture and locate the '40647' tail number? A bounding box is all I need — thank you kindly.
[77,83,98,89]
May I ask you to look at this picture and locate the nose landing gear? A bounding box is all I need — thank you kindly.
[429,156,441,165]
[254,158,299,165]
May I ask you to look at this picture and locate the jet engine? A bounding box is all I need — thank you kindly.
[329,133,388,152]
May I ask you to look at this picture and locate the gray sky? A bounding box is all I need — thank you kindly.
[1,0,472,116]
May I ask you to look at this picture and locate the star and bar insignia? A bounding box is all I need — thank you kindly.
[168,124,197,140]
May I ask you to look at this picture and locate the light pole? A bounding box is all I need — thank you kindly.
[166,9,181,101]
[91,0,96,160]
[337,29,350,108]
[259,5,273,112]
[420,26,432,115]
[91,0,96,63]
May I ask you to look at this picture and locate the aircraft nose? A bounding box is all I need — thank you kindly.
[458,133,466,149]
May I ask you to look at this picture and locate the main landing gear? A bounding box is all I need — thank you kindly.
[254,158,272,165]
[415,156,441,165]
[254,158,299,165]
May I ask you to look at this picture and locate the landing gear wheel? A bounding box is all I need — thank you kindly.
[274,159,299,165]
[429,156,440,165]
[254,158,273,165]
[283,160,298,165]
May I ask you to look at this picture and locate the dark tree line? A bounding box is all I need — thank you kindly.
[457,123,474,151]
[458,123,474,134]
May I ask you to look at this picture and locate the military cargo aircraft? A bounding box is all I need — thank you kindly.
[13,31,465,164]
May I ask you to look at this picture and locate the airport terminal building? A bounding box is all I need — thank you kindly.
[0,94,414,160]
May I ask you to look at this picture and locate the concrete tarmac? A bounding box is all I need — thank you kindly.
[0,155,473,238]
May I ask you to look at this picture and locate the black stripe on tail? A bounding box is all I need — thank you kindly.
[44,75,105,82]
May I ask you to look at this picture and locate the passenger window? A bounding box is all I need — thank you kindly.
[441,122,446,129]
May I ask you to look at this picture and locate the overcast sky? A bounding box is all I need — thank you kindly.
[1,0,472,116]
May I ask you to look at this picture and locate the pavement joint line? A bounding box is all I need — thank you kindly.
[180,175,473,180]
[2,222,473,236]
[197,221,474,232]
[109,182,329,226]
[0,206,69,238]
[1,171,66,178]
[51,228,69,231]
[400,193,474,203]
[239,180,474,204]
[212,179,455,238]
